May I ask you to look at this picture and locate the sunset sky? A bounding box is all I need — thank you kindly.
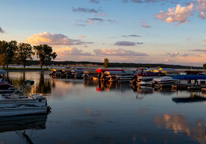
[0,0,206,66]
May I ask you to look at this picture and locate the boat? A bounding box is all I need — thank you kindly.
[0,80,50,117]
[116,71,135,81]
[83,70,99,80]
[136,68,159,77]
[153,76,177,84]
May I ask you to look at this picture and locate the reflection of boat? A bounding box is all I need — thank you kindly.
[0,114,47,132]
[0,80,49,117]
[0,114,48,144]
[172,94,206,103]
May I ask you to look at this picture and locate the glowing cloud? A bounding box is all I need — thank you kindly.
[156,3,194,24]
[79,35,85,38]
[26,32,93,45]
[56,47,93,56]
[93,48,148,56]
[204,37,206,42]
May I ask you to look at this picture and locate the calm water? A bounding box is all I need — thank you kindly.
[0,71,206,144]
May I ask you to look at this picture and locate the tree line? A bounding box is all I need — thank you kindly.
[0,40,57,68]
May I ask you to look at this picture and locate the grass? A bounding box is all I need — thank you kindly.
[3,68,49,70]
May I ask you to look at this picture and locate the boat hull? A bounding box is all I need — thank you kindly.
[0,107,48,117]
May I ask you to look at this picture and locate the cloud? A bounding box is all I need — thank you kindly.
[88,18,104,22]
[136,42,144,44]
[165,52,179,57]
[93,48,148,56]
[72,7,98,13]
[198,11,206,19]
[181,53,201,57]
[191,48,206,52]
[56,47,93,56]
[0,27,4,33]
[89,0,99,4]
[114,41,136,46]
[122,35,141,37]
[142,24,151,28]
[79,35,85,38]
[187,37,192,42]
[156,3,194,24]
[164,59,169,62]
[156,0,206,24]
[96,13,107,17]
[205,37,206,42]
[26,32,92,45]
[107,19,116,23]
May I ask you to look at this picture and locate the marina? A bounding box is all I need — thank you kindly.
[0,70,206,143]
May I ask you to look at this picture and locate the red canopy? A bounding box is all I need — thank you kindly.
[96,69,124,73]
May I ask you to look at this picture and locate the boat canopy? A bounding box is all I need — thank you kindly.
[173,75,206,80]
[24,80,34,85]
[96,69,124,73]
[0,70,6,74]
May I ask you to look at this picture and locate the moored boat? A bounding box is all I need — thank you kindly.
[153,76,177,84]
[0,80,50,117]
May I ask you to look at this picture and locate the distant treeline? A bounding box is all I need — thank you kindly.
[12,60,202,69]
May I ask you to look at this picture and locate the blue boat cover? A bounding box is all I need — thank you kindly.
[173,75,206,80]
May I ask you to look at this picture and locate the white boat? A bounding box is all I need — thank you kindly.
[116,71,135,81]
[153,76,176,84]
[0,80,50,117]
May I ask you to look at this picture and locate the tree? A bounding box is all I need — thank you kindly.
[103,58,109,68]
[5,40,18,68]
[33,44,57,68]
[203,63,206,69]
[16,43,34,68]
[0,41,9,68]
[0,53,6,67]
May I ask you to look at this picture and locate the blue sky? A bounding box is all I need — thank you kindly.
[0,0,206,66]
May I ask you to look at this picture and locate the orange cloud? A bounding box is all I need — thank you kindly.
[25,32,79,45]
[156,3,194,24]
[79,35,85,38]
[56,47,93,56]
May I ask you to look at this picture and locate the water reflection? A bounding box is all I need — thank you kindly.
[96,81,131,92]
[154,114,206,144]
[0,114,48,144]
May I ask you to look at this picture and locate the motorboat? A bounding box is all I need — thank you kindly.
[116,71,135,81]
[83,70,99,80]
[0,80,50,117]
[136,68,159,77]
[136,77,154,86]
[153,76,177,84]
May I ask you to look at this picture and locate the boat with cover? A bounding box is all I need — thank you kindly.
[153,76,177,84]
[0,80,50,117]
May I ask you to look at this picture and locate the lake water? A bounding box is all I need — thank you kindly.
[0,71,206,144]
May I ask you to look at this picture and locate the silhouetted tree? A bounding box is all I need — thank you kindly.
[33,44,57,68]
[103,58,109,68]
[0,41,8,68]
[203,63,206,69]
[5,40,18,68]
[16,43,34,68]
